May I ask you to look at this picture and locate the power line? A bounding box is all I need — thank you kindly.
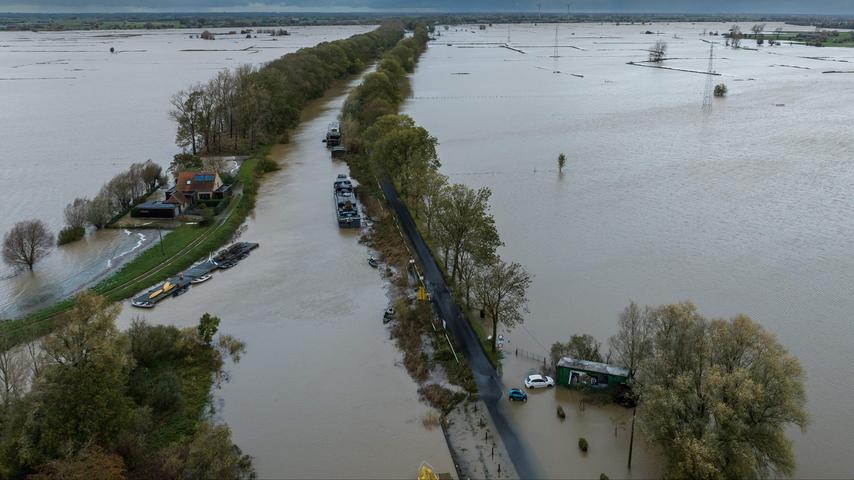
[702,43,715,112]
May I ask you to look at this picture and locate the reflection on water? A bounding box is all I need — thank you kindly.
[0,25,374,316]
[405,22,854,478]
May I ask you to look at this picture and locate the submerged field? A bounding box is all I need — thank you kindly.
[404,21,854,478]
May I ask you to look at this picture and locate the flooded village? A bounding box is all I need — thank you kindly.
[1,7,854,480]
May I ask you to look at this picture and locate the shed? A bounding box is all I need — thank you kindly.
[131,201,179,219]
[556,357,629,389]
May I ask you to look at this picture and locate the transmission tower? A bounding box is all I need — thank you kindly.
[552,23,559,58]
[507,23,511,44]
[537,2,542,24]
[702,43,715,112]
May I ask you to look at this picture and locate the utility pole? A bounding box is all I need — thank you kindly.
[628,406,636,469]
[702,43,715,112]
[552,23,559,58]
[507,23,511,44]
[537,2,541,25]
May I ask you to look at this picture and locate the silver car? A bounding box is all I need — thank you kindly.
[524,374,555,389]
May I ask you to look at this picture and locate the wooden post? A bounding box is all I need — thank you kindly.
[628,406,636,469]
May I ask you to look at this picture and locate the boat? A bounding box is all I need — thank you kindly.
[368,257,379,268]
[325,122,341,147]
[417,462,439,480]
[190,273,212,284]
[131,299,154,308]
[333,174,361,228]
[172,285,189,297]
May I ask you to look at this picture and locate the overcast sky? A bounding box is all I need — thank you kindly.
[2,0,854,14]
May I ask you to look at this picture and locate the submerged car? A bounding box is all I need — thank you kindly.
[508,388,528,402]
[524,374,555,389]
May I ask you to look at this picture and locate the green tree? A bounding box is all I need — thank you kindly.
[474,259,532,352]
[639,303,808,479]
[435,184,501,281]
[550,334,603,366]
[608,301,653,379]
[15,292,135,468]
[558,153,566,173]
[159,421,255,480]
[198,313,220,346]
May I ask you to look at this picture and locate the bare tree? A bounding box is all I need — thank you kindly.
[103,172,136,211]
[751,23,766,36]
[64,197,90,229]
[202,156,228,173]
[608,301,653,379]
[775,26,784,39]
[649,40,667,62]
[729,24,743,48]
[0,346,27,408]
[474,258,532,352]
[139,159,164,191]
[25,336,45,379]
[3,219,54,271]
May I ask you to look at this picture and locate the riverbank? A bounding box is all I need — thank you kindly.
[0,24,406,353]
[115,70,456,477]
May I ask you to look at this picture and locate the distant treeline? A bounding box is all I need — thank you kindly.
[5,12,854,32]
[169,22,405,155]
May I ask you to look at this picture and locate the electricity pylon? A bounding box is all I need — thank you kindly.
[702,43,715,112]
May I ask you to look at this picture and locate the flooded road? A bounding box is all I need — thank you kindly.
[117,77,455,478]
[0,25,375,317]
[404,22,854,478]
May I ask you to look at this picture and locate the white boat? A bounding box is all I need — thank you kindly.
[190,274,212,284]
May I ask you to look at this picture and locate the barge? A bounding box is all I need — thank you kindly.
[325,122,341,147]
[333,174,361,228]
[131,242,259,308]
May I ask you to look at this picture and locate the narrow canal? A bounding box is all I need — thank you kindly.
[117,75,455,478]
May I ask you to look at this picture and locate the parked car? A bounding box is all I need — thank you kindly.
[524,374,555,389]
[508,388,528,402]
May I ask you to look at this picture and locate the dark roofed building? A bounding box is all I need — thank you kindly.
[555,357,629,389]
[176,171,224,201]
[131,201,180,219]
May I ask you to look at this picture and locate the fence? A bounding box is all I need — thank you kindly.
[514,348,550,370]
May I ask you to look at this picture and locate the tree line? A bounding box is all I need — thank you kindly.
[0,291,251,479]
[170,23,405,156]
[2,160,165,274]
[341,25,532,354]
[551,301,807,479]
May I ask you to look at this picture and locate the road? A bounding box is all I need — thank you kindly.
[380,178,542,479]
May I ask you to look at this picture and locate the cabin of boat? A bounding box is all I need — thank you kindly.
[333,174,361,228]
[326,122,341,147]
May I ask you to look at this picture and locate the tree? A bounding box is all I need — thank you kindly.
[365,114,440,203]
[714,83,728,97]
[3,219,54,271]
[608,301,652,379]
[159,421,254,480]
[435,184,501,281]
[649,40,667,62]
[558,153,566,173]
[638,302,808,479]
[198,313,220,346]
[419,170,448,238]
[456,255,480,308]
[752,23,766,37]
[474,259,532,352]
[86,194,115,229]
[29,446,127,480]
[550,334,604,365]
[775,26,784,39]
[0,346,27,409]
[139,159,164,190]
[16,291,134,467]
[729,25,743,48]
[171,89,203,155]
[170,153,203,179]
[64,197,90,229]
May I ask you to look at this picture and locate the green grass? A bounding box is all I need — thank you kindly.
[0,154,265,352]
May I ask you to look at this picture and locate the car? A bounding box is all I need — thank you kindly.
[524,374,555,389]
[508,388,528,402]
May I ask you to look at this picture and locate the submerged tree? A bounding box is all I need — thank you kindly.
[714,83,728,97]
[558,153,567,173]
[474,259,532,352]
[2,219,54,271]
[649,40,667,62]
[638,302,808,479]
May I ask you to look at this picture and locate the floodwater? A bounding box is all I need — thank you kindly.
[403,22,854,478]
[116,77,455,478]
[0,25,375,318]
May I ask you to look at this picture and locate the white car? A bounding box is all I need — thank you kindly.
[524,374,555,389]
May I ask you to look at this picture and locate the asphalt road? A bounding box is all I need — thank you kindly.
[380,178,541,479]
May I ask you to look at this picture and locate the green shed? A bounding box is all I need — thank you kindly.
[556,357,629,389]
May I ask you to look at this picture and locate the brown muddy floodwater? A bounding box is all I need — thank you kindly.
[117,77,455,478]
[404,22,854,478]
[0,25,375,318]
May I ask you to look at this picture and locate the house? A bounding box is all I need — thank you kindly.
[131,201,180,219]
[164,190,190,213]
[555,357,629,389]
[174,171,231,201]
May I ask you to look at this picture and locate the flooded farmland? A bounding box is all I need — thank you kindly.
[0,25,375,317]
[115,77,456,478]
[403,21,854,478]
